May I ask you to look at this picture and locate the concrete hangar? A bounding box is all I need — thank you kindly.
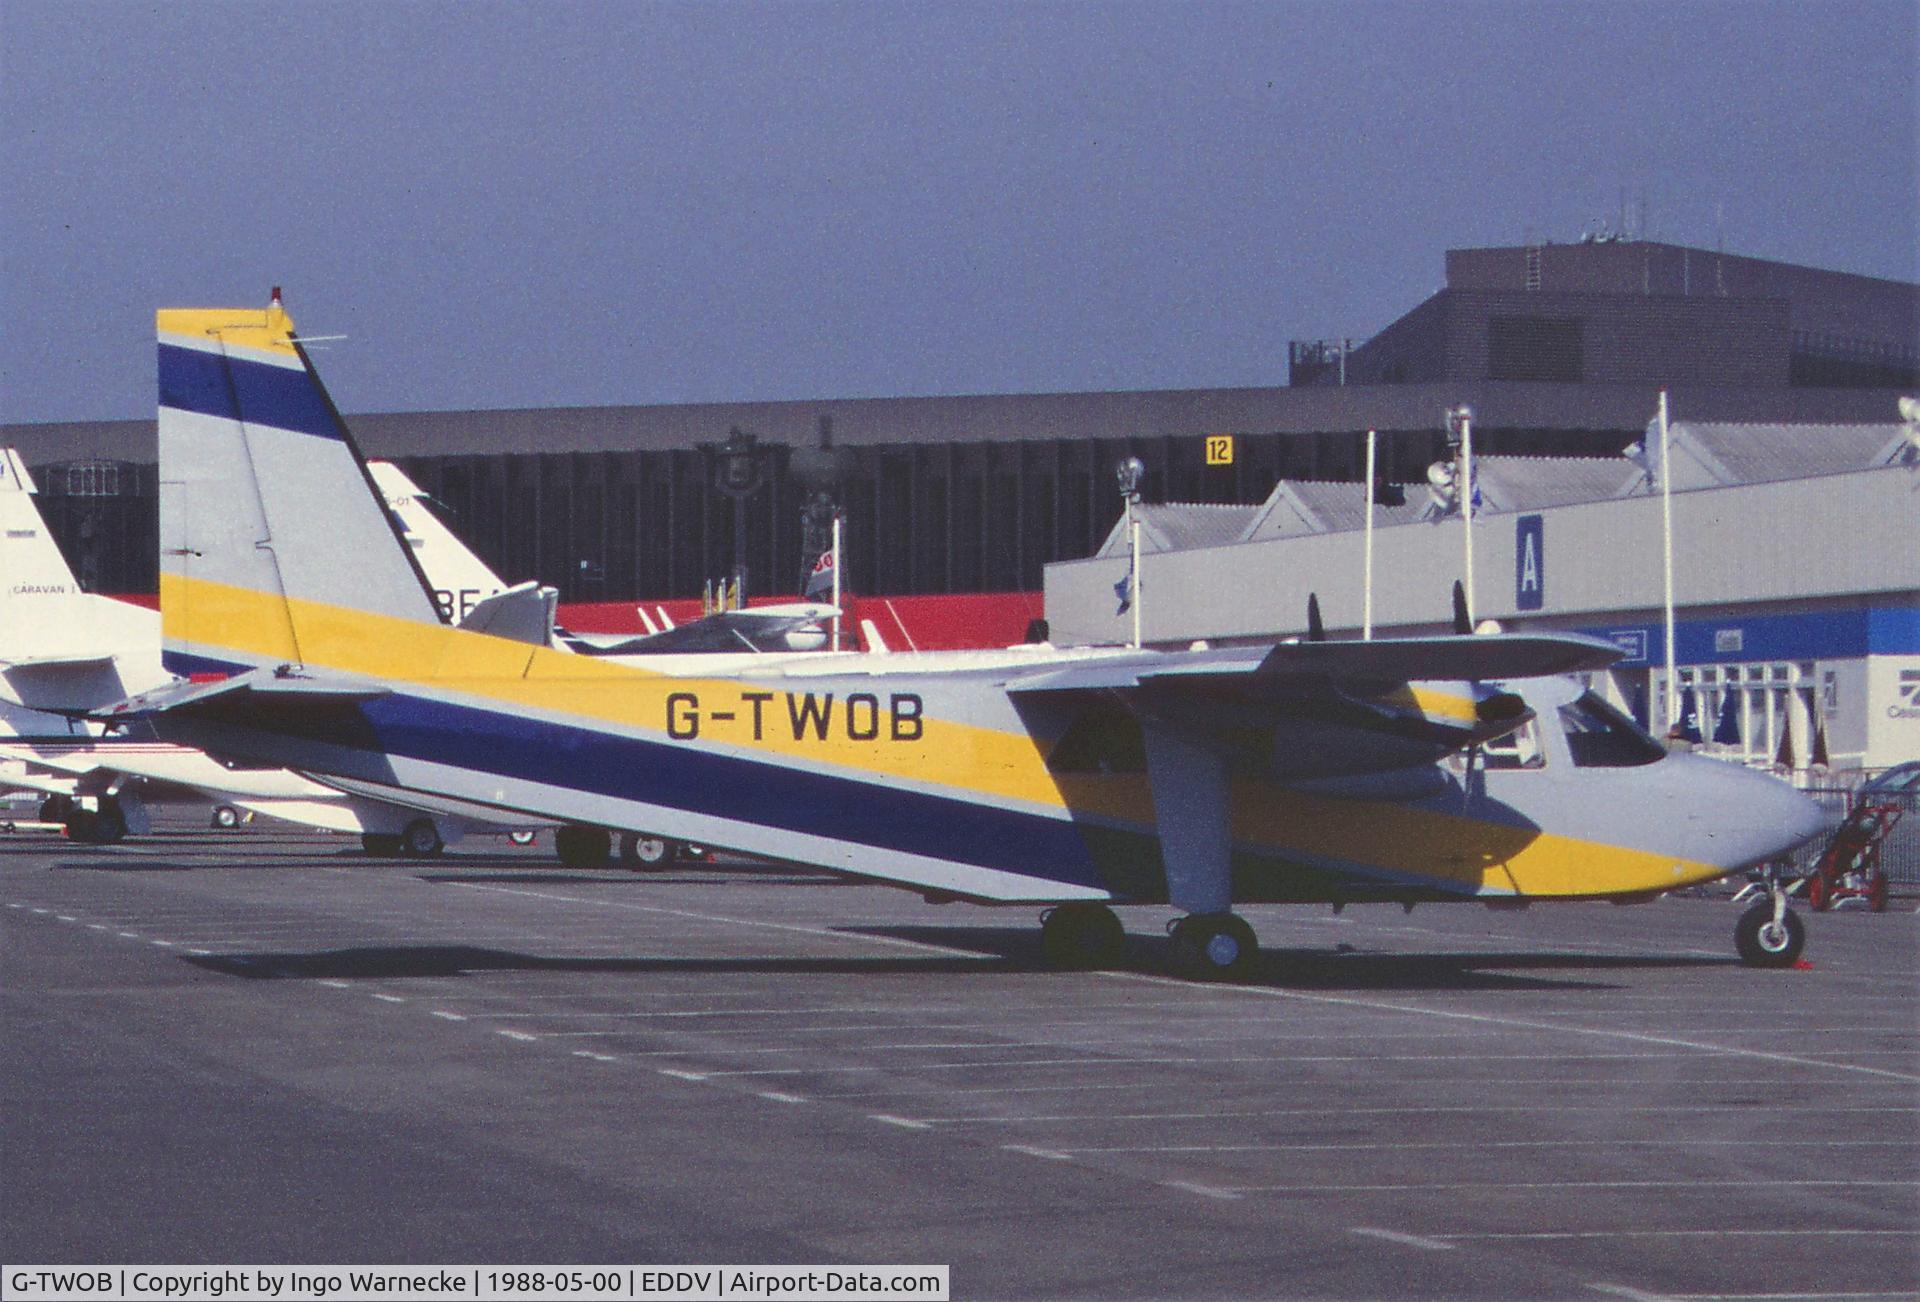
[5,238,1915,606]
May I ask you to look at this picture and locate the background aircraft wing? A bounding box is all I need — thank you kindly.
[564,603,837,655]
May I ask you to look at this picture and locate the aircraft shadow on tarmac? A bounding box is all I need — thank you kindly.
[177,927,1734,990]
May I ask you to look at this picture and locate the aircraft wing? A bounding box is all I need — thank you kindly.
[1008,630,1622,779]
[564,603,837,655]
[1007,631,1620,695]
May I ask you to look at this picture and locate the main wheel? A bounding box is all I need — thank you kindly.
[400,818,444,859]
[361,832,403,857]
[555,825,613,869]
[619,833,675,870]
[1170,912,1260,981]
[211,805,241,830]
[1734,902,1806,968]
[39,795,75,823]
[1806,872,1830,911]
[1040,903,1126,970]
[508,830,537,847]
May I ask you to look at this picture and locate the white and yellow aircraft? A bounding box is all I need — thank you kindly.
[108,298,1827,976]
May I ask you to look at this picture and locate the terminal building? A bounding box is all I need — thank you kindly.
[1045,417,1920,776]
[4,238,1915,608]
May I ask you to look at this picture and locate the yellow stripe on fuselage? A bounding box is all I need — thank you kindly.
[165,574,1710,899]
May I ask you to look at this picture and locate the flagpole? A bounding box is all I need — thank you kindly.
[1363,429,1376,640]
[1457,407,1475,627]
[1659,389,1676,730]
[830,514,843,653]
[1129,507,1142,650]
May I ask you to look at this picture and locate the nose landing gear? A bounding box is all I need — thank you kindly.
[1735,871,1807,968]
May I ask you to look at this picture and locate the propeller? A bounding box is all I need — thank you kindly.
[1307,593,1326,642]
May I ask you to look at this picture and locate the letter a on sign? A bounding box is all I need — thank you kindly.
[1515,514,1544,611]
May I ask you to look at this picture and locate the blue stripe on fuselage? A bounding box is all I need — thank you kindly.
[179,686,1109,891]
[158,343,341,440]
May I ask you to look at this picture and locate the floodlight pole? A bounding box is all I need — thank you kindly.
[1449,406,1476,627]
[1363,429,1376,640]
[1659,388,1677,729]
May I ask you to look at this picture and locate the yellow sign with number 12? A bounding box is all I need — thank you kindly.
[1205,434,1234,466]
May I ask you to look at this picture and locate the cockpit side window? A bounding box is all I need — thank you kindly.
[1558,691,1665,767]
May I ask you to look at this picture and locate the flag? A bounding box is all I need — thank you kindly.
[1811,718,1830,768]
[1774,720,1795,770]
[1713,690,1742,746]
[1114,551,1134,615]
[804,548,836,602]
[1676,689,1703,743]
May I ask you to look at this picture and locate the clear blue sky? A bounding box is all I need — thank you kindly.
[2,0,1914,424]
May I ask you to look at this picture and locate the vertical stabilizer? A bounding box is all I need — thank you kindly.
[369,461,513,624]
[157,296,442,677]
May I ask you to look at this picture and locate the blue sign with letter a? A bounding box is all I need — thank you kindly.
[1515,514,1545,611]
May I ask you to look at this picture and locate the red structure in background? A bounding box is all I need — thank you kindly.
[561,590,1047,652]
[109,590,1050,652]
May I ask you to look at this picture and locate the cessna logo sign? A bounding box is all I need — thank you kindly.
[1893,670,1920,720]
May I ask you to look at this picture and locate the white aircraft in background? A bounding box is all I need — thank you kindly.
[373,459,838,866]
[0,448,529,855]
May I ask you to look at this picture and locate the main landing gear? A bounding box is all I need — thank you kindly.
[1168,912,1260,981]
[1037,904,1262,981]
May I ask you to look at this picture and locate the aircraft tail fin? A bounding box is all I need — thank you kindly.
[369,460,517,625]
[157,294,443,678]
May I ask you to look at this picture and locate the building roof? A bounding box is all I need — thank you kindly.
[1653,421,1913,491]
[1096,503,1261,557]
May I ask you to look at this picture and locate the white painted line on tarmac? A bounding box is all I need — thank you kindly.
[1234,1179,1917,1194]
[371,993,408,1004]
[1584,1285,1665,1300]
[1002,1145,1072,1161]
[572,1050,620,1063]
[1348,1227,1456,1251]
[4,903,21,909]
[55,915,75,922]
[870,1114,931,1130]
[496,1029,539,1042]
[87,924,108,931]
[430,1010,466,1021]
[756,1091,808,1105]
[918,1103,1905,1125]
[30,907,49,915]
[150,939,174,948]
[1450,1228,1915,1242]
[658,1068,708,1082]
[1163,1180,1239,1201]
[1099,970,1920,1083]
[1066,1139,1915,1154]
[317,980,352,989]
[186,948,211,956]
[443,881,985,959]
[116,930,139,938]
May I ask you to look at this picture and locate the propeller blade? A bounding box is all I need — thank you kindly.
[1307,593,1326,642]
[1452,581,1470,635]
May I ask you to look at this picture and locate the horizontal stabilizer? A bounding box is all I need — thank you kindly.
[92,666,390,722]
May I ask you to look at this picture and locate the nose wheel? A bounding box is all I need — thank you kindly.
[1735,873,1807,968]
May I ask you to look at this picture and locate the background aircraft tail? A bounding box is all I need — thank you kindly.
[157,295,443,677]
[0,449,165,711]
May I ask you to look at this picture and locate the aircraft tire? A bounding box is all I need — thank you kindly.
[556,825,613,869]
[400,818,445,859]
[211,805,242,830]
[1040,903,1125,970]
[361,833,403,858]
[39,795,75,822]
[1171,912,1260,981]
[620,833,676,870]
[508,830,537,847]
[1734,902,1806,968]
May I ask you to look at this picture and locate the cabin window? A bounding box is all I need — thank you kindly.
[1558,691,1665,767]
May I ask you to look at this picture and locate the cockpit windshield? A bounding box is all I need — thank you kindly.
[1557,691,1665,767]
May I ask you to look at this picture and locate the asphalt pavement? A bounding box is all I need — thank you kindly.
[3,814,1915,1299]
